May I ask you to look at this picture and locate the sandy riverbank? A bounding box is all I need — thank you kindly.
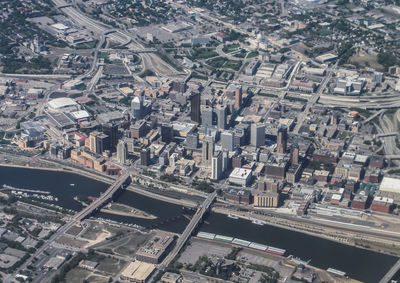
[100,202,157,219]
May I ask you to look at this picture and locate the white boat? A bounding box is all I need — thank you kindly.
[69,184,75,186]
[228,214,239,219]
[252,219,266,225]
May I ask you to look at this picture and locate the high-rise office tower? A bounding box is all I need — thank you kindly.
[234,123,250,146]
[88,131,109,154]
[159,151,168,166]
[202,135,214,166]
[116,140,128,165]
[186,133,199,149]
[211,151,223,180]
[277,125,288,154]
[291,143,299,165]
[215,104,227,130]
[161,124,174,143]
[222,150,230,173]
[140,148,151,166]
[102,123,118,148]
[232,156,243,168]
[131,95,143,120]
[332,112,339,125]
[250,123,265,147]
[235,85,242,108]
[201,105,213,127]
[190,92,201,123]
[221,130,234,152]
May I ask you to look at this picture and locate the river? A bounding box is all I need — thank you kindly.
[0,166,397,282]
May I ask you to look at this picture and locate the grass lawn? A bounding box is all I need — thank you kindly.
[233,50,247,58]
[336,131,353,140]
[350,53,384,71]
[188,48,218,60]
[246,51,259,58]
[65,268,91,282]
[81,225,104,240]
[86,275,109,283]
[224,60,242,71]
[285,96,307,103]
[75,40,98,50]
[114,234,149,256]
[5,132,14,139]
[259,93,278,98]
[206,57,228,68]
[222,43,239,53]
[97,258,127,276]
[109,203,133,213]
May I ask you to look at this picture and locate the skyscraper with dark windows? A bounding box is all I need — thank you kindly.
[161,124,174,143]
[277,126,288,154]
[190,92,201,123]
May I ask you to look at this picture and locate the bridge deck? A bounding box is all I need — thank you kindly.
[161,191,217,268]
[379,259,400,283]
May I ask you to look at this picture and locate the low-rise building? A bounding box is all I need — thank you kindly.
[120,261,156,283]
[254,192,279,207]
[229,168,252,186]
[225,188,251,204]
[371,196,393,214]
[135,232,174,264]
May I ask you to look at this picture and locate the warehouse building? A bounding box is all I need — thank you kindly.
[379,177,400,201]
[120,261,155,283]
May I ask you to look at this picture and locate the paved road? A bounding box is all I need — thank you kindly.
[379,259,400,283]
[293,62,337,134]
[52,0,183,76]
[0,74,71,79]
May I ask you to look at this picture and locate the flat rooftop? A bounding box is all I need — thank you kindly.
[120,261,155,282]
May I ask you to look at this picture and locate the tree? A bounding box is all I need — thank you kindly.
[378,52,398,69]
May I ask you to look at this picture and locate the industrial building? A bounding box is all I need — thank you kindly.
[120,261,155,283]
[379,177,400,201]
[135,232,174,264]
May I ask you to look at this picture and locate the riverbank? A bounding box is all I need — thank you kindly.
[127,185,198,208]
[1,159,399,258]
[0,161,115,185]
[0,158,200,209]
[213,207,400,257]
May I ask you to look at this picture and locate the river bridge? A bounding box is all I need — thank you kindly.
[379,258,400,283]
[160,191,217,269]
[75,171,131,220]
[8,171,131,280]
